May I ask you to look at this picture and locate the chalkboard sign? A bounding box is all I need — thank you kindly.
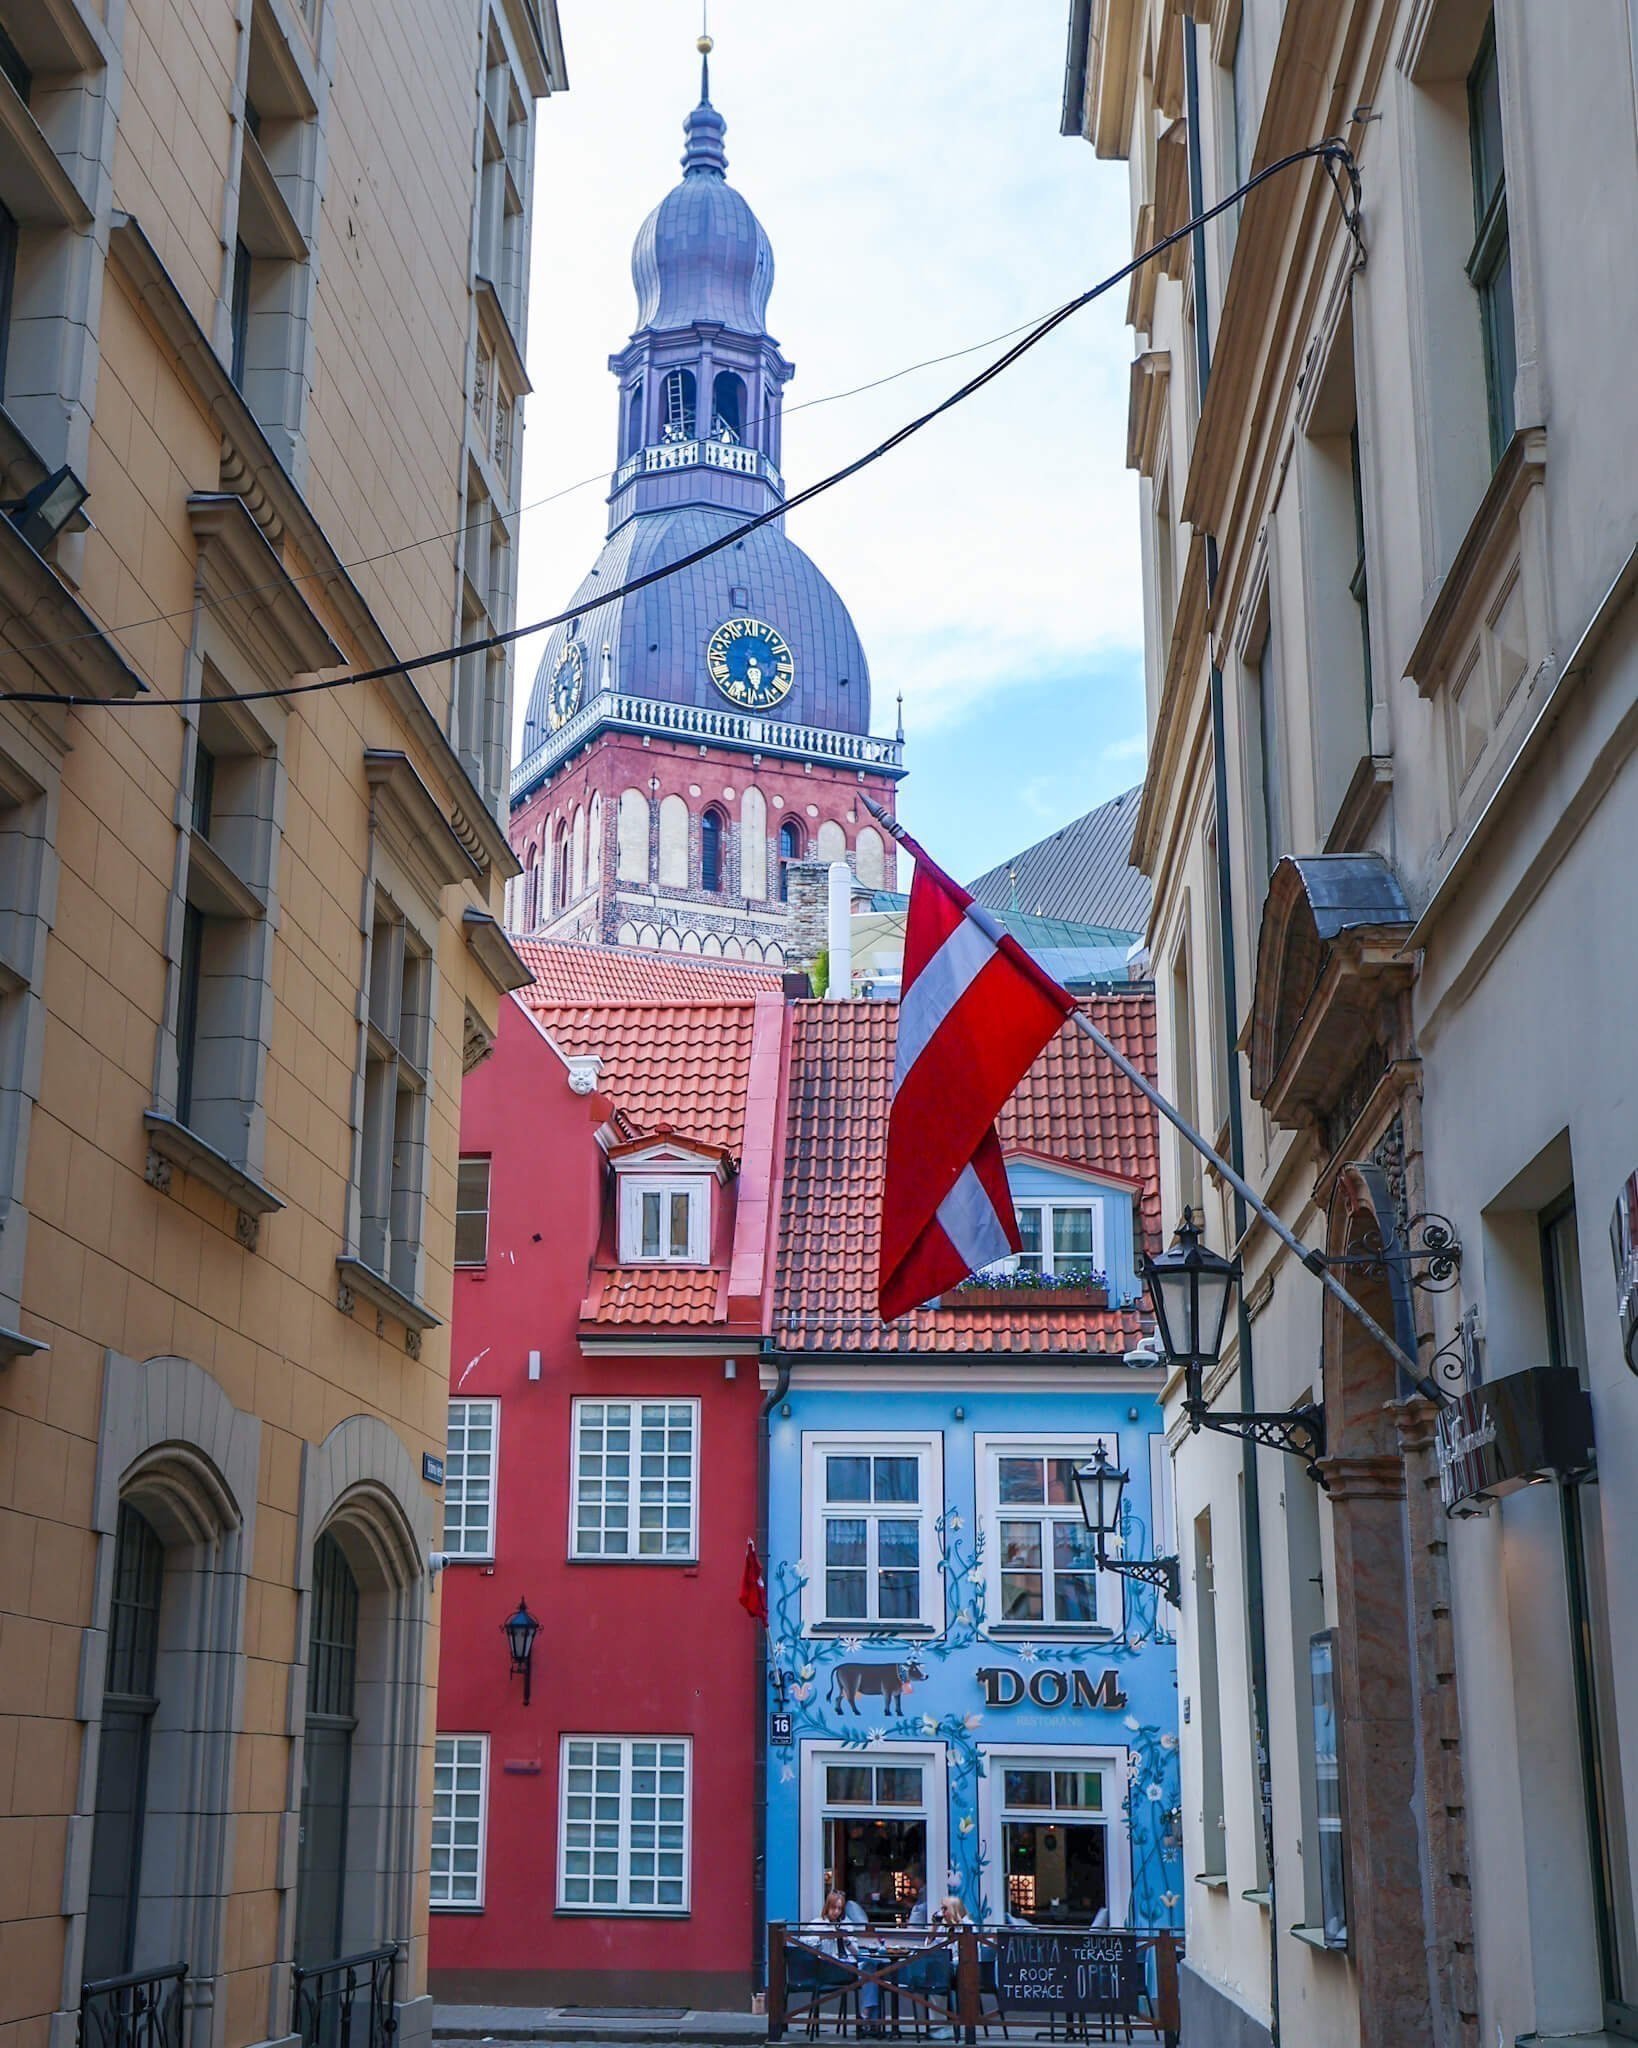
[992,1930,1145,2014]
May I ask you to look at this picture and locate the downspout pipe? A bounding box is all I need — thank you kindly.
[753,1347,791,1994]
[1181,23,1282,2043]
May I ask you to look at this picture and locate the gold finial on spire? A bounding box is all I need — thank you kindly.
[697,33,713,53]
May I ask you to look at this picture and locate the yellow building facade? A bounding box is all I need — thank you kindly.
[0,5,564,2048]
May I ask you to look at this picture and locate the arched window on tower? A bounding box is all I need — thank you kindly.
[700,807,725,893]
[553,821,571,914]
[626,380,645,456]
[711,371,746,444]
[777,818,803,901]
[662,368,696,442]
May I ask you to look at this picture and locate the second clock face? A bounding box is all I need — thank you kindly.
[706,616,795,710]
[548,642,585,728]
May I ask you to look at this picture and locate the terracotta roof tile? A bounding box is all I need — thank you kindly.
[516,937,782,1005]
[531,1000,760,1155]
[584,1266,723,1328]
[773,995,1160,1356]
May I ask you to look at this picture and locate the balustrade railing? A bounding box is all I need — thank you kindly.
[512,693,905,797]
[79,1962,187,2048]
[291,1945,398,2048]
[613,438,782,490]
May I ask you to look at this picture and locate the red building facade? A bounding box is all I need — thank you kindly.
[429,973,786,2008]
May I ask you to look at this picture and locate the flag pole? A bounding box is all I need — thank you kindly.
[860,796,1443,1406]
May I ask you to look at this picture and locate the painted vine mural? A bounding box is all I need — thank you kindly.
[768,1502,1182,1927]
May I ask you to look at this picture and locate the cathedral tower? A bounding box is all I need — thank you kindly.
[507,44,904,964]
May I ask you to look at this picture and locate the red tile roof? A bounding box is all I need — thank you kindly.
[532,999,765,1335]
[774,995,1160,1355]
[516,937,782,1005]
[531,1000,760,1156]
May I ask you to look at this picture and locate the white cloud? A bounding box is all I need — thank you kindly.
[514,0,1142,749]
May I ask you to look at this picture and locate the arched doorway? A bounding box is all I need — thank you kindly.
[296,1532,360,1969]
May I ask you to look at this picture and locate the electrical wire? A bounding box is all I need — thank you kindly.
[4,295,1079,668]
[2,138,1354,712]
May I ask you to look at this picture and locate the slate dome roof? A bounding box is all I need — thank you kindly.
[630,79,773,334]
[520,504,873,757]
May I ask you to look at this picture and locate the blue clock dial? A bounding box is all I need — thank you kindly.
[548,642,585,728]
[706,616,795,710]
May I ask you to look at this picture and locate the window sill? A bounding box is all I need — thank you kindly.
[441,1555,495,1567]
[335,1254,441,1334]
[0,1322,46,1362]
[808,1622,938,1638]
[1241,1889,1271,1908]
[144,1112,285,1226]
[567,1553,700,1568]
[429,1903,485,1915]
[554,1906,691,1921]
[985,1624,1119,1642]
[1289,1925,1348,1953]
[1193,1873,1229,1890]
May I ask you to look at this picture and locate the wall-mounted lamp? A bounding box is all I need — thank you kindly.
[1072,1444,1181,1606]
[4,464,89,552]
[502,1596,541,1705]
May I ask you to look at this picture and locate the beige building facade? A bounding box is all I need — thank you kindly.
[1067,0,1638,2043]
[0,6,563,2048]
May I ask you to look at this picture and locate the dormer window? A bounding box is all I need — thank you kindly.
[607,1134,733,1267]
[622,1178,708,1264]
[1014,1200,1102,1279]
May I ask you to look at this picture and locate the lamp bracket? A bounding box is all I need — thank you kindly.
[1104,1554,1182,1606]
[1322,1212,1462,1294]
[1188,1401,1328,1488]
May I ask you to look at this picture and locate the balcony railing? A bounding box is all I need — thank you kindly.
[511,693,905,797]
[291,1946,398,2048]
[79,1962,187,2048]
[612,437,782,491]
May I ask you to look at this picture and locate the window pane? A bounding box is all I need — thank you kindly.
[877,1520,919,1568]
[873,1456,918,1503]
[1053,1522,1097,1571]
[641,1191,661,1258]
[1053,1208,1094,1259]
[875,1767,922,1806]
[1054,1574,1098,1624]
[1001,1521,1042,1570]
[825,1518,866,1566]
[454,1157,491,1268]
[1003,1770,1052,1809]
[827,1766,872,1804]
[1045,1459,1079,1507]
[1017,1209,1042,1256]
[877,1570,919,1620]
[1002,1574,1044,1622]
[826,1456,871,1502]
[998,1457,1044,1505]
[826,1570,867,1619]
[1053,1771,1102,1811]
[669,1189,692,1257]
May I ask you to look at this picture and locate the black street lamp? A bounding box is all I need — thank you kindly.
[502,1596,541,1705]
[1072,1443,1181,1606]
[1140,1208,1328,1485]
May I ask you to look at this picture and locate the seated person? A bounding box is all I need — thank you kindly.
[819,1891,881,2029]
[904,1870,929,1926]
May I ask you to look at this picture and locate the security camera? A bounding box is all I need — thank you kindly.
[428,1551,452,1578]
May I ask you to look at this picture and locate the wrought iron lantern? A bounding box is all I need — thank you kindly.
[502,1596,541,1705]
[1141,1208,1328,1485]
[1072,1443,1181,1606]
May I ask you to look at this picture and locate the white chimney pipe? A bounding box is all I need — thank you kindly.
[825,861,852,1001]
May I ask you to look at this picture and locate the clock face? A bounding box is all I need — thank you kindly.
[548,642,585,729]
[706,616,795,710]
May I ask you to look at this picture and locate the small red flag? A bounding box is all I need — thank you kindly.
[877,816,1075,1321]
[738,1538,768,1624]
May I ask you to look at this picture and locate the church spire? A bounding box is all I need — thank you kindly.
[682,33,726,179]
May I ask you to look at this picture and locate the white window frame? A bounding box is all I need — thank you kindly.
[431,1733,490,1909]
[557,1734,692,1916]
[995,1196,1106,1280]
[978,1742,1131,1930]
[617,1174,711,1265]
[455,1154,492,1267]
[800,1740,948,1924]
[976,1435,1125,1638]
[801,1432,943,1634]
[444,1398,499,1560]
[569,1398,700,1562]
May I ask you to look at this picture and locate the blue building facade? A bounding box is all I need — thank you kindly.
[762,1373,1182,1933]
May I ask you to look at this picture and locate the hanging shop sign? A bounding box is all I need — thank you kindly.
[1610,1170,1638,1375]
[976,1666,1127,1712]
[1435,1366,1595,1515]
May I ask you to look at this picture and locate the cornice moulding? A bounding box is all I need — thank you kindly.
[365,750,483,891]
[462,908,532,995]
[106,212,519,882]
[187,493,343,684]
[0,524,146,704]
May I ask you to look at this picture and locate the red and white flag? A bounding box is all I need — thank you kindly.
[877,818,1075,1320]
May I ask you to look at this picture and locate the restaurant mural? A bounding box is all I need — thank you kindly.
[763,1385,1183,1934]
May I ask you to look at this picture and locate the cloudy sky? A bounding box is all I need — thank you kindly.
[516,0,1145,879]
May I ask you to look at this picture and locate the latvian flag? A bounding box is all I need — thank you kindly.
[878,820,1076,1321]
